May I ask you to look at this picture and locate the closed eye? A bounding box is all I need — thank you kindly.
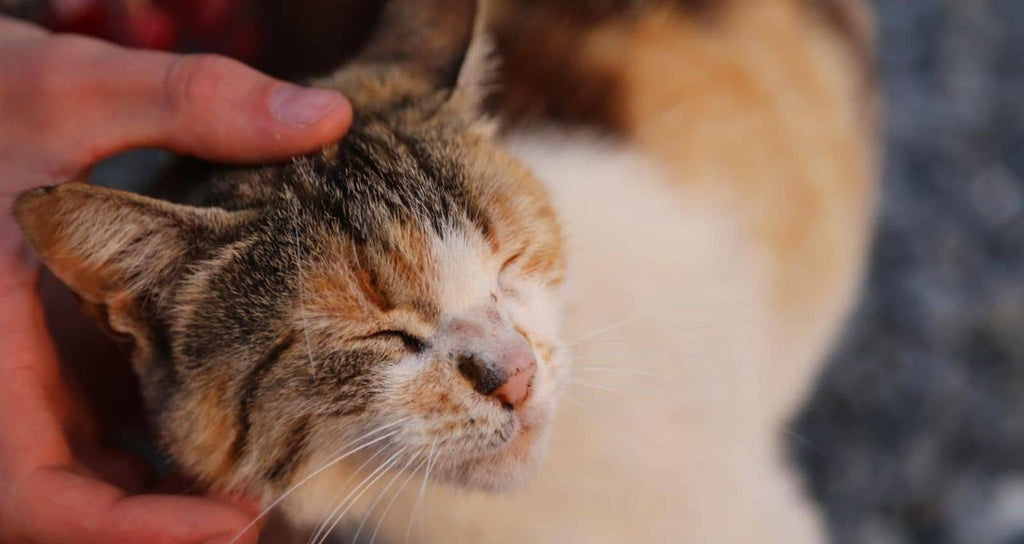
[369,330,428,353]
[500,251,524,272]
[499,251,525,295]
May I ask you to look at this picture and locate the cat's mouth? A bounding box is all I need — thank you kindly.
[441,405,554,492]
[444,343,567,491]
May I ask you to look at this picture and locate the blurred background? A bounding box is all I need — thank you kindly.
[2,1,1023,542]
[793,2,1024,543]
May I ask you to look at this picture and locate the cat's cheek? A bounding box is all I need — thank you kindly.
[376,354,443,415]
[504,280,565,338]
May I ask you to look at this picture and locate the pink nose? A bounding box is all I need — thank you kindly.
[457,349,537,410]
[492,354,537,409]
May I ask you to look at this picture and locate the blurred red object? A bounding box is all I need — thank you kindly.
[222,18,260,60]
[39,0,262,61]
[48,0,110,35]
[168,0,240,36]
[120,3,177,50]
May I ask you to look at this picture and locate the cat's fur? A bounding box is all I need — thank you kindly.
[13,0,879,542]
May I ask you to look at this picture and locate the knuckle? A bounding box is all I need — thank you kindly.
[163,53,237,115]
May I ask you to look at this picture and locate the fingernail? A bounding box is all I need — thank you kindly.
[269,85,346,127]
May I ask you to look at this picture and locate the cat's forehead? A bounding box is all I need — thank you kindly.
[300,116,488,241]
[301,220,494,330]
[431,229,497,314]
[222,111,561,327]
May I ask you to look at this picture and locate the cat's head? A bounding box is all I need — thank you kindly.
[12,0,567,509]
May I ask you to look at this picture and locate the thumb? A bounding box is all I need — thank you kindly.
[4,30,351,168]
[132,51,353,162]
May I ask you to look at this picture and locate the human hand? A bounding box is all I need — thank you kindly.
[0,16,351,544]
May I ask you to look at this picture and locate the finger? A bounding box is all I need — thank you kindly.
[0,16,47,43]
[126,50,353,162]
[0,279,75,474]
[0,286,261,544]
[1,31,351,172]
[11,467,262,544]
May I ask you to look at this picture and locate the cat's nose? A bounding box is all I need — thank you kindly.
[492,352,537,409]
[457,347,537,410]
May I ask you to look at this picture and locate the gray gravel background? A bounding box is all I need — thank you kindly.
[792,2,1024,543]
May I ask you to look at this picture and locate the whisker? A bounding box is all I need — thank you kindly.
[561,392,591,411]
[784,427,823,455]
[569,380,646,405]
[422,442,446,541]
[569,350,713,363]
[291,203,317,377]
[566,315,646,347]
[570,329,736,347]
[227,417,410,544]
[573,365,667,380]
[308,444,395,544]
[314,445,411,544]
[569,317,752,349]
[313,444,403,544]
[368,454,431,544]
[349,448,423,544]
[425,451,442,521]
[405,441,437,544]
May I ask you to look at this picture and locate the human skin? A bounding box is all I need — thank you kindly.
[0,17,351,544]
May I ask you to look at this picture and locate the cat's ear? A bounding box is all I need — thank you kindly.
[358,0,491,108]
[13,182,249,338]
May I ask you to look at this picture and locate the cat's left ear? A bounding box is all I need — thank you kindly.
[13,182,250,340]
[356,0,491,110]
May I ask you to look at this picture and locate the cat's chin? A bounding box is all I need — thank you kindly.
[454,420,554,492]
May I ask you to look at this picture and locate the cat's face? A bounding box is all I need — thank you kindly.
[14,99,566,502]
[165,110,567,497]
[12,0,568,509]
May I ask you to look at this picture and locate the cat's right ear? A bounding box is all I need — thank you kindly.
[13,182,251,340]
[356,0,490,108]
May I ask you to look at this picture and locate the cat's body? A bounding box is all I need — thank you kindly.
[14,1,879,543]
[348,3,877,543]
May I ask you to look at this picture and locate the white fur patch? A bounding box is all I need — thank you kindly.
[431,228,495,314]
[363,129,828,544]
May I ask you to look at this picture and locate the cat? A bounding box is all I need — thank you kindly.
[13,0,879,542]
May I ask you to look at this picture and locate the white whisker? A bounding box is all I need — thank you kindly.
[569,380,645,405]
[568,313,752,350]
[310,446,399,544]
[227,417,409,544]
[350,448,424,543]
[290,198,317,377]
[562,392,590,410]
[405,441,437,544]
[566,315,646,347]
[308,444,394,544]
[423,449,446,538]
[368,455,430,544]
[784,427,822,454]
[574,365,667,380]
[315,445,410,544]
[425,453,442,521]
